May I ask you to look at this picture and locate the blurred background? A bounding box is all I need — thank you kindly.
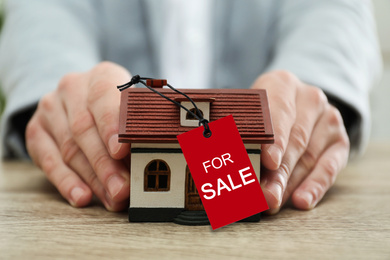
[0,0,389,141]
[370,0,390,141]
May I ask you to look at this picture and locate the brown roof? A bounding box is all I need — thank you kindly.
[118,88,274,144]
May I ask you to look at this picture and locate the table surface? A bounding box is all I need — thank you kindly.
[1,142,390,260]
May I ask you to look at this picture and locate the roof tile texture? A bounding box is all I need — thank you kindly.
[119,88,274,143]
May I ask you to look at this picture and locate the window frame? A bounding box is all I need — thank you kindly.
[144,159,171,192]
[180,101,210,127]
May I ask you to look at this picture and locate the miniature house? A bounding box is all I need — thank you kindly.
[118,87,274,225]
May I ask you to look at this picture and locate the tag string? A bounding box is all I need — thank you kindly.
[117,75,212,138]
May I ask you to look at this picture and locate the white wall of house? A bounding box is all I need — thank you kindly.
[130,143,261,208]
[248,152,261,180]
[130,151,187,208]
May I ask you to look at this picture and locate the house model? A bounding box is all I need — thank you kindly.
[118,86,274,225]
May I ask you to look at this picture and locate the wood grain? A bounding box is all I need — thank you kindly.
[1,142,390,260]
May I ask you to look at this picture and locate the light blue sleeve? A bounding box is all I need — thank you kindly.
[265,0,382,155]
[0,0,102,158]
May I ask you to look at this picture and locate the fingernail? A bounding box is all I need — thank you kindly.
[108,134,121,155]
[300,191,314,209]
[266,182,283,207]
[267,208,280,215]
[104,193,115,212]
[70,187,85,206]
[107,174,125,199]
[267,145,282,168]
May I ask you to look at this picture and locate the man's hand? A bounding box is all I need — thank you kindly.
[252,71,350,214]
[26,62,131,211]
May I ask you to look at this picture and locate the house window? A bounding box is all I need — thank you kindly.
[180,102,211,127]
[144,159,170,191]
[186,108,204,120]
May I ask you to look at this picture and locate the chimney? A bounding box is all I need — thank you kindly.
[146,79,167,88]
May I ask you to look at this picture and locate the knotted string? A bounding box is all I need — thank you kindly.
[117,75,212,138]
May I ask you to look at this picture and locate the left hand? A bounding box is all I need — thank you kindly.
[26,62,131,211]
[251,70,350,214]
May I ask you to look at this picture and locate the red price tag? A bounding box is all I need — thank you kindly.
[177,115,269,230]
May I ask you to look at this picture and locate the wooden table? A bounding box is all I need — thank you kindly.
[1,142,390,260]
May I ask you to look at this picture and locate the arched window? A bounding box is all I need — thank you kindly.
[186,108,203,120]
[144,160,170,191]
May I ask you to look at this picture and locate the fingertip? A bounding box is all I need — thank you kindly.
[264,208,280,216]
[262,145,282,170]
[268,145,283,168]
[108,134,129,159]
[108,134,121,156]
[292,190,314,210]
[263,183,282,211]
[104,192,129,212]
[107,174,127,201]
[70,186,92,207]
[117,143,130,159]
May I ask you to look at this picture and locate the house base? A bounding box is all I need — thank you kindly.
[128,208,261,225]
[129,208,184,222]
[173,210,210,226]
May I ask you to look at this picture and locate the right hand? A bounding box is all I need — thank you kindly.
[251,71,350,214]
[26,62,132,211]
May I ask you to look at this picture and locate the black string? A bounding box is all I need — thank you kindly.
[117,75,212,138]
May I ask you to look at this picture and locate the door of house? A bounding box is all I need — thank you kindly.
[185,166,204,211]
